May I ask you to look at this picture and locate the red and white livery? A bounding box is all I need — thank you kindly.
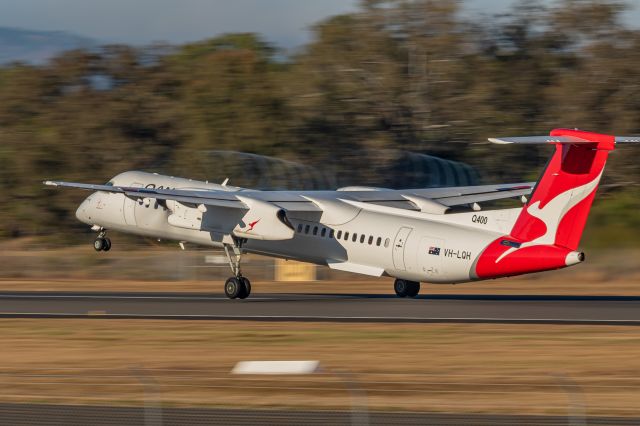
[45,129,639,299]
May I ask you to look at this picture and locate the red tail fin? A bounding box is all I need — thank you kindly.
[475,129,615,279]
[510,129,614,250]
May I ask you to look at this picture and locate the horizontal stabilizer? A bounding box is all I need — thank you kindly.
[615,136,640,143]
[491,130,640,146]
[488,136,591,145]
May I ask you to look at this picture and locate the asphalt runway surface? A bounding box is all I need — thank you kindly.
[1,290,640,325]
[1,403,638,426]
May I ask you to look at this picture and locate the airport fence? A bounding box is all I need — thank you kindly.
[0,366,638,425]
[2,243,640,284]
[0,244,355,282]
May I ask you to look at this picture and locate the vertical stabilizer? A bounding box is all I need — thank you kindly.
[509,129,614,250]
[475,129,616,279]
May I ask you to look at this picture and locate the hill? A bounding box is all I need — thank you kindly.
[0,27,97,64]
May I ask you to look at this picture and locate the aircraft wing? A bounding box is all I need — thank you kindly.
[326,183,534,213]
[408,183,534,207]
[44,181,247,209]
[45,180,534,214]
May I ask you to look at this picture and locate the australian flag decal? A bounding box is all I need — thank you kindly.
[428,246,441,256]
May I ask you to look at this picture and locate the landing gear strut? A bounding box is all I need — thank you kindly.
[223,240,251,299]
[394,279,420,298]
[93,230,111,252]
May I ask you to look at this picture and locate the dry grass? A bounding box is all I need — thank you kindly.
[1,240,639,416]
[0,320,638,416]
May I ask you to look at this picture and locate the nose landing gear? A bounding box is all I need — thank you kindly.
[223,240,251,299]
[93,230,112,252]
[394,279,420,298]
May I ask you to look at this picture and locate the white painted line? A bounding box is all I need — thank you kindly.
[232,360,320,375]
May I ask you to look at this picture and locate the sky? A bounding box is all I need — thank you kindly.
[0,0,638,48]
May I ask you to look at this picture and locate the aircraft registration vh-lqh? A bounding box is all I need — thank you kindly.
[45,129,639,299]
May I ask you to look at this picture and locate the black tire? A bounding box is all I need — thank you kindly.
[103,238,112,252]
[394,279,409,297]
[406,281,420,298]
[224,277,241,299]
[238,277,251,299]
[93,238,105,252]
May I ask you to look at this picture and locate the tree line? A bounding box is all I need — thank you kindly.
[0,0,639,245]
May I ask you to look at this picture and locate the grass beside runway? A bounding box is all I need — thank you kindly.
[0,319,638,417]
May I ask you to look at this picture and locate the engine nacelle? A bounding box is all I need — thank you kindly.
[166,200,203,230]
[232,196,295,241]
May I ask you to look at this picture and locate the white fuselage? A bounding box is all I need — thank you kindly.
[77,171,522,283]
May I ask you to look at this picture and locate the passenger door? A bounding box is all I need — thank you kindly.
[392,227,413,270]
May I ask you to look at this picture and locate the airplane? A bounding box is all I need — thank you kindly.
[44,129,639,299]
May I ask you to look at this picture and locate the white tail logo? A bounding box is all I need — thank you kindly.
[496,170,603,263]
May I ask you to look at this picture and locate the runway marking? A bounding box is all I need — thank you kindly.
[1,312,639,325]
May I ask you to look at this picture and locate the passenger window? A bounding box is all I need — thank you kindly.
[329,229,335,239]
[305,225,310,234]
[360,235,365,243]
[337,230,342,239]
[321,228,327,237]
[313,226,318,236]
[376,237,381,246]
[297,224,303,233]
[344,232,350,240]
[384,238,390,248]
[368,236,373,245]
[352,233,357,242]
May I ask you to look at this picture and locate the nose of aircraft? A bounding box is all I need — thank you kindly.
[75,196,93,225]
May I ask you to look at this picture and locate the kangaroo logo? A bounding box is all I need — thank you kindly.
[495,170,603,263]
[246,219,260,232]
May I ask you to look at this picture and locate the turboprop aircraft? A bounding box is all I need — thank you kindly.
[45,129,639,299]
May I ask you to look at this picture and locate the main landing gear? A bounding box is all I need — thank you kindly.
[223,241,251,300]
[394,279,420,298]
[93,230,111,252]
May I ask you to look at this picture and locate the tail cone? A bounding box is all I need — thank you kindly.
[566,251,585,266]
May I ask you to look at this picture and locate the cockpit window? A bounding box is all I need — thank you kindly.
[105,181,115,186]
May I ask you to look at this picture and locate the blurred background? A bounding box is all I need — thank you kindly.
[1,1,640,424]
[1,0,639,248]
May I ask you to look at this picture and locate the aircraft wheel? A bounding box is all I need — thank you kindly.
[93,238,106,252]
[238,277,251,299]
[103,238,112,252]
[406,281,420,298]
[225,277,241,299]
[394,279,409,297]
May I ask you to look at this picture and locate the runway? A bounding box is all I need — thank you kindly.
[1,403,637,426]
[1,290,640,324]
